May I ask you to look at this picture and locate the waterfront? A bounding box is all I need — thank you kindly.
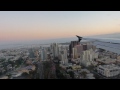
[93,38,120,55]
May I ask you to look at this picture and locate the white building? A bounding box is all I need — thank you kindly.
[50,43,59,58]
[96,57,117,64]
[60,49,68,65]
[72,47,78,59]
[64,49,67,59]
[117,56,120,60]
[97,64,120,77]
[81,48,98,67]
[40,48,47,61]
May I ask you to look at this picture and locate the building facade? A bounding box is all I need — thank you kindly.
[69,41,79,58]
[50,43,59,58]
[97,64,120,77]
[40,48,47,61]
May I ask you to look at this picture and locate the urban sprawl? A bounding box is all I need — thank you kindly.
[0,40,120,79]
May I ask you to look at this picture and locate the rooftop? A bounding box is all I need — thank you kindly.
[98,64,120,70]
[0,76,8,79]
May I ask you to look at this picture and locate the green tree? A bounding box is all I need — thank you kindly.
[68,71,74,79]
[81,71,87,78]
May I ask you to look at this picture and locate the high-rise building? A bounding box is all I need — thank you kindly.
[40,49,44,61]
[74,44,83,58]
[81,48,98,67]
[50,43,59,58]
[82,44,87,50]
[40,47,47,61]
[58,46,61,55]
[72,47,78,59]
[72,48,75,59]
[75,48,78,59]
[92,45,96,51]
[69,41,79,58]
[55,43,59,57]
[87,44,92,50]
[60,49,68,65]
[64,49,68,60]
[44,48,48,60]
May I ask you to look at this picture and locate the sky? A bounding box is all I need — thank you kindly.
[0,11,120,42]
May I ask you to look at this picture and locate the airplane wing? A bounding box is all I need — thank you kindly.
[82,37,120,44]
[81,37,120,54]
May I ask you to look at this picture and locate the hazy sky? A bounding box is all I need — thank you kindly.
[0,11,120,42]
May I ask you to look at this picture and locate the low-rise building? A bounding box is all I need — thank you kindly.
[97,64,120,77]
[117,56,120,60]
[80,69,90,74]
[59,64,67,70]
[96,57,117,64]
[86,76,95,79]
[11,72,23,78]
[0,76,8,79]
[86,73,95,79]
[80,48,98,67]
[72,65,81,71]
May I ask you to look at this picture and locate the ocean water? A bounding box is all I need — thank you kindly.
[0,37,120,55]
[92,38,120,55]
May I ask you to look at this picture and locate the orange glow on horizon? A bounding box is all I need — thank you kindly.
[0,25,120,41]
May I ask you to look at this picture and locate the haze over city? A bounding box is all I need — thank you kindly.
[0,11,120,43]
[1,11,120,79]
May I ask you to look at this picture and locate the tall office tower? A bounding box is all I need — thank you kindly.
[50,43,59,58]
[74,47,78,59]
[92,45,96,51]
[60,49,68,64]
[87,44,92,50]
[69,41,79,58]
[50,44,53,53]
[58,46,61,55]
[82,44,87,51]
[54,43,59,57]
[72,47,78,59]
[44,48,48,60]
[81,48,98,66]
[40,48,44,61]
[50,43,54,58]
[72,48,75,59]
[74,44,83,58]
[63,49,68,60]
[40,48,47,61]
[60,54,64,64]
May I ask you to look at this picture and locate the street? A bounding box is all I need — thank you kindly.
[37,61,44,79]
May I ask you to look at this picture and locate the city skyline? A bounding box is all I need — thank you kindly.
[0,11,120,42]
[1,11,120,79]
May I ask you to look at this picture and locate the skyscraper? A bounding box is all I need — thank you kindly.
[69,41,79,58]
[50,43,59,58]
[82,44,87,50]
[72,47,78,59]
[40,48,44,61]
[60,49,68,65]
[40,47,47,61]
[74,44,83,57]
[64,49,67,59]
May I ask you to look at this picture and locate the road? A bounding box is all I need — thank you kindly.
[51,61,56,78]
[37,61,44,79]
